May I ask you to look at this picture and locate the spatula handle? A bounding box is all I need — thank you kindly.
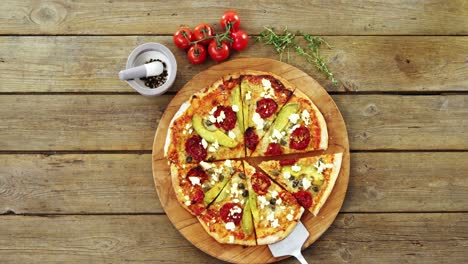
[292,251,308,264]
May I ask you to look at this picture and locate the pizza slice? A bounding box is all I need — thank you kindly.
[252,89,328,157]
[243,161,304,245]
[259,153,342,216]
[171,159,242,216]
[197,164,256,246]
[240,71,295,156]
[165,74,245,165]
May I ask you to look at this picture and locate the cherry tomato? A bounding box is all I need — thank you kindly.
[173,26,193,49]
[187,44,207,65]
[293,190,313,208]
[208,40,230,62]
[279,159,298,166]
[220,203,243,225]
[265,142,283,156]
[290,126,311,150]
[251,172,271,195]
[185,135,207,161]
[220,10,240,32]
[230,30,249,51]
[192,23,214,46]
[213,105,237,130]
[256,98,278,118]
[186,166,208,183]
[244,127,259,151]
[191,188,205,204]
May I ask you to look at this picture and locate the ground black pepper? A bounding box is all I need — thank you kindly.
[140,59,168,88]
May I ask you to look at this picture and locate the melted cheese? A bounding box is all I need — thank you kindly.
[188,177,201,186]
[225,222,236,231]
[252,112,265,130]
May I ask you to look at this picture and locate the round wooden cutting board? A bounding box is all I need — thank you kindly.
[152,58,350,264]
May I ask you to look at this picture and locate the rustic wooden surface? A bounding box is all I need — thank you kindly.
[0,1,467,263]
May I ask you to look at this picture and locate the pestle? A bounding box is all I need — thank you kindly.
[119,61,164,81]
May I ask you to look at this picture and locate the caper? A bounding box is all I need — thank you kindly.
[185,156,193,163]
[289,175,295,181]
[238,172,246,179]
[238,183,245,189]
[242,190,249,197]
[292,180,299,188]
[271,169,280,176]
[270,198,276,205]
[219,174,224,181]
[207,168,215,175]
[280,138,287,146]
[313,186,320,192]
[202,185,210,191]
[263,122,271,131]
[269,204,276,210]
[205,119,213,126]
[207,157,215,162]
[229,167,235,174]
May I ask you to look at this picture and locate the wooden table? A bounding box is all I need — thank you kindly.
[0,1,467,263]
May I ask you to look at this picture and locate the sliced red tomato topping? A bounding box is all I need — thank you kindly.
[265,142,283,156]
[189,203,205,216]
[293,190,313,208]
[186,166,208,183]
[213,105,237,131]
[255,98,278,118]
[290,126,311,150]
[279,158,298,166]
[185,135,207,161]
[251,172,271,195]
[244,127,259,151]
[279,191,297,205]
[219,203,243,225]
[191,188,205,204]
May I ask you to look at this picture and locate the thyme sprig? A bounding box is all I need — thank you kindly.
[257,27,338,85]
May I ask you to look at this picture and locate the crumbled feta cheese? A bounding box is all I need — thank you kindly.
[183,130,187,135]
[271,219,280,228]
[232,198,240,204]
[232,105,239,112]
[230,205,242,215]
[178,188,183,193]
[201,139,208,149]
[314,160,335,174]
[225,222,236,231]
[229,236,234,243]
[271,129,282,141]
[262,78,272,89]
[289,113,300,124]
[271,190,279,198]
[208,146,216,153]
[209,106,218,115]
[289,124,301,134]
[276,198,282,205]
[185,200,191,206]
[199,161,212,169]
[286,214,294,221]
[301,109,311,125]
[261,79,275,99]
[208,115,216,123]
[224,159,232,167]
[228,131,236,139]
[188,128,193,134]
[258,195,269,209]
[290,209,295,214]
[185,123,192,130]
[283,170,291,180]
[291,165,301,172]
[245,91,252,100]
[266,212,275,222]
[184,195,190,201]
[302,178,312,190]
[182,164,186,169]
[252,112,265,130]
[212,140,219,149]
[216,111,226,123]
[188,177,201,186]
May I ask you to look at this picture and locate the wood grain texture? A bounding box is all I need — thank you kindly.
[0,154,160,214]
[152,58,350,263]
[0,0,467,35]
[1,152,466,215]
[1,36,467,92]
[0,213,466,264]
[0,94,465,151]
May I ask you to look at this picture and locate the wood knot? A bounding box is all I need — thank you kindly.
[30,2,67,26]
[363,103,379,116]
[338,247,352,261]
[343,215,354,226]
[364,185,381,200]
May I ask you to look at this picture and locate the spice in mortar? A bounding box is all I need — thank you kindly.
[140,59,168,88]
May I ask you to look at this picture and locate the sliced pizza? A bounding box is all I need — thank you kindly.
[259,153,342,216]
[171,159,242,216]
[243,161,304,245]
[240,71,295,156]
[197,163,256,246]
[252,89,328,157]
[165,74,245,164]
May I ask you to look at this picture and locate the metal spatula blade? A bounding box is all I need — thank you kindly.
[268,221,310,264]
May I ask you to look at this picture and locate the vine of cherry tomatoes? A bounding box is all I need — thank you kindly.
[173,10,249,64]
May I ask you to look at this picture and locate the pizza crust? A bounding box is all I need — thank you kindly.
[312,153,343,216]
[169,163,194,214]
[164,101,191,157]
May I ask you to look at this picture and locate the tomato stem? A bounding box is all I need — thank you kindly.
[189,22,233,46]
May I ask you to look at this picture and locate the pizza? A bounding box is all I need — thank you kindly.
[166,71,343,246]
[240,71,295,156]
[165,73,245,164]
[259,153,342,216]
[197,164,256,246]
[171,159,242,216]
[252,89,328,157]
[244,161,304,245]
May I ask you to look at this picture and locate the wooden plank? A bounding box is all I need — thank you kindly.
[0,154,161,214]
[0,213,466,263]
[0,94,465,151]
[1,152,466,214]
[0,0,467,35]
[1,36,467,93]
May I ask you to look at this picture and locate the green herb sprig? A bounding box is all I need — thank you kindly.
[257,27,338,85]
